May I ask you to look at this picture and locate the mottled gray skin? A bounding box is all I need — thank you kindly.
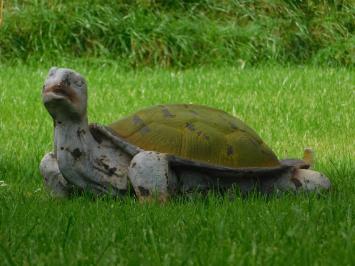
[40,68,331,201]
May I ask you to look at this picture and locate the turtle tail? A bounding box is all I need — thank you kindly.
[303,148,314,167]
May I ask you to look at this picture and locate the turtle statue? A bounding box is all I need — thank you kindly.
[40,67,331,200]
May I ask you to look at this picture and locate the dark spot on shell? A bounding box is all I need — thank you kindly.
[60,147,64,150]
[185,122,196,131]
[230,122,238,130]
[138,186,150,196]
[161,107,176,118]
[132,115,144,125]
[132,162,137,168]
[227,145,234,156]
[71,148,82,160]
[140,126,150,134]
[291,178,302,188]
[57,121,62,124]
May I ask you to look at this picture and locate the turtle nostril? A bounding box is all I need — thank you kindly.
[62,74,71,87]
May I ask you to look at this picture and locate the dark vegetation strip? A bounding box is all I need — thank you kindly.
[0,0,354,67]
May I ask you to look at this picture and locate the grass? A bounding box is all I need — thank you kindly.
[0,63,354,265]
[1,1,354,67]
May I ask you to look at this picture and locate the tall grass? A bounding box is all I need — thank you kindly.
[0,0,354,67]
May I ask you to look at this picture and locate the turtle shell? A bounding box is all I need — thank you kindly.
[109,104,280,168]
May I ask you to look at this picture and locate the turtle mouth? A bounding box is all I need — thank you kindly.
[42,85,71,102]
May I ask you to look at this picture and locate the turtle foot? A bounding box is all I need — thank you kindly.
[40,152,76,198]
[128,151,177,202]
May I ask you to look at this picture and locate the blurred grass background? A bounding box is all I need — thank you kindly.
[0,0,354,67]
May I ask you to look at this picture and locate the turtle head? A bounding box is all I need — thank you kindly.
[42,67,87,121]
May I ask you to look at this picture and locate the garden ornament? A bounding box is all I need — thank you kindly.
[40,68,331,200]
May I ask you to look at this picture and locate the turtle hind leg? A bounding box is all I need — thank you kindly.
[40,152,76,198]
[292,169,331,191]
[128,151,177,202]
[269,169,331,193]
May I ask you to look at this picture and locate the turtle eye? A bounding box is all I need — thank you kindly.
[74,79,84,87]
[48,67,57,77]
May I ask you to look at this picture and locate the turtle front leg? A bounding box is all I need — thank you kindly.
[39,152,76,198]
[128,151,177,202]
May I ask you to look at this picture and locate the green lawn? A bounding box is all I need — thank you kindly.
[0,64,354,265]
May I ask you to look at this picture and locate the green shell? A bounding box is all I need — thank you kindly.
[109,104,280,168]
